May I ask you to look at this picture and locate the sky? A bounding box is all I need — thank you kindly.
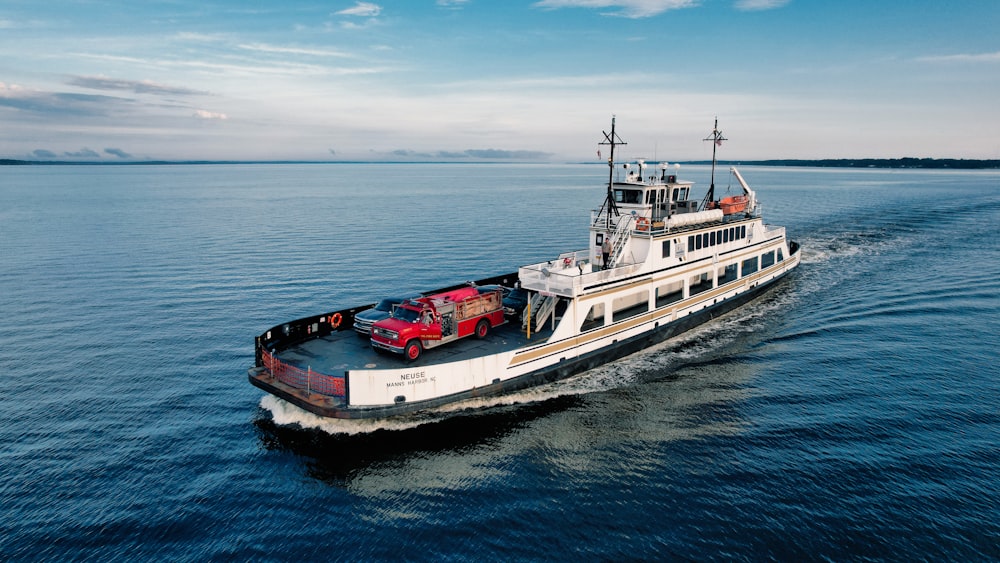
[0,0,998,162]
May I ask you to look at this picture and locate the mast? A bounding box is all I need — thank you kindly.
[596,116,626,229]
[702,117,727,205]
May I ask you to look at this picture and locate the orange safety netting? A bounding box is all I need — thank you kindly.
[260,348,346,398]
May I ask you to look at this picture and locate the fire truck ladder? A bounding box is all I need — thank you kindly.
[523,293,558,332]
[606,215,634,269]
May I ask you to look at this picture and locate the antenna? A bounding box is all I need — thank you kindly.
[702,117,727,205]
[596,116,627,229]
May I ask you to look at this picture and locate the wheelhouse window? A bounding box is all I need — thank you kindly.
[614,189,642,204]
[662,240,671,258]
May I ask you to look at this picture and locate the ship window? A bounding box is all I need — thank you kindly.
[695,236,702,250]
[710,231,717,246]
[614,189,641,204]
[612,290,649,322]
[690,271,714,296]
[656,281,683,307]
[741,256,759,277]
[688,236,695,252]
[729,227,735,241]
[719,263,738,285]
[777,248,784,262]
[761,250,775,268]
[581,302,605,332]
[740,225,747,239]
[723,229,729,243]
[702,233,709,248]
[662,240,671,258]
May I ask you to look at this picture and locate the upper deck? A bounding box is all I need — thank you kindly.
[519,209,763,299]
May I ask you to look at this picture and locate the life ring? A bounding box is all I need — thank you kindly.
[330,313,342,328]
[636,217,649,231]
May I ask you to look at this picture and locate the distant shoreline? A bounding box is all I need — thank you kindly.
[682,158,1000,169]
[2,158,998,169]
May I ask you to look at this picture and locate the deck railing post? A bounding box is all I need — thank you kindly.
[307,366,311,395]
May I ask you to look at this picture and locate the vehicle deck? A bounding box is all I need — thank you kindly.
[275,320,556,374]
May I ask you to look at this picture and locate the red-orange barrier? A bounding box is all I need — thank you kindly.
[260,349,346,398]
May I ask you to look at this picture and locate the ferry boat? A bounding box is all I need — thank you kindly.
[248,118,801,419]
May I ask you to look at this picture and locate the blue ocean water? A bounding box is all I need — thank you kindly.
[1,163,998,561]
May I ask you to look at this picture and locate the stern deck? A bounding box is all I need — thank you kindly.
[275,320,555,375]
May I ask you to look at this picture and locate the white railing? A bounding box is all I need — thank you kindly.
[519,255,643,298]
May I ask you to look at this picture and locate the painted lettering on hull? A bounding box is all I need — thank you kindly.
[386,370,433,388]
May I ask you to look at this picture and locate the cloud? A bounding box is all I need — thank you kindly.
[436,0,470,7]
[336,2,382,17]
[385,148,552,160]
[435,151,469,158]
[104,148,132,159]
[68,76,208,96]
[916,51,1000,63]
[238,43,355,58]
[734,0,790,10]
[194,109,228,120]
[532,0,698,18]
[464,149,552,159]
[173,31,227,43]
[65,148,100,158]
[0,83,128,116]
[380,148,550,160]
[33,149,57,159]
[391,149,421,157]
[531,0,788,16]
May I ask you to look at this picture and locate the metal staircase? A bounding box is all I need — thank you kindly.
[606,215,633,269]
[523,292,558,331]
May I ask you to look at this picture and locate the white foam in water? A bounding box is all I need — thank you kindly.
[260,395,429,434]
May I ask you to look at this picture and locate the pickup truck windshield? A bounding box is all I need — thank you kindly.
[393,306,421,323]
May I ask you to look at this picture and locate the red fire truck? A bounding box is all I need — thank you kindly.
[370,286,505,361]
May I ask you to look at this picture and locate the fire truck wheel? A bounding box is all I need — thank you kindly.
[475,319,490,339]
[404,340,422,362]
